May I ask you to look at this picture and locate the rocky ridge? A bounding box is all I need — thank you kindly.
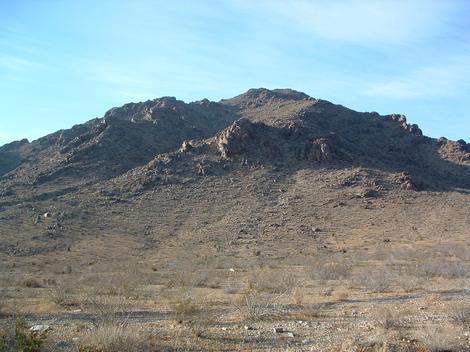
[1,88,469,200]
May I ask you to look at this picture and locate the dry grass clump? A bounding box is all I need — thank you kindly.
[449,303,470,328]
[76,324,152,352]
[333,335,387,352]
[75,289,150,352]
[162,288,216,340]
[416,324,457,352]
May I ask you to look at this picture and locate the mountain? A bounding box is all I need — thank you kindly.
[0,88,469,257]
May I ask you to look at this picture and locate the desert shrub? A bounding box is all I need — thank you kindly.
[223,277,243,294]
[234,290,280,321]
[77,324,151,352]
[415,260,469,279]
[47,282,74,307]
[22,278,42,288]
[0,317,45,352]
[334,289,349,302]
[353,268,391,293]
[63,264,72,274]
[374,308,401,330]
[309,261,349,283]
[234,272,291,321]
[80,292,129,326]
[396,275,420,293]
[163,289,200,319]
[168,269,210,289]
[291,287,306,306]
[247,268,296,294]
[464,280,470,295]
[169,296,199,317]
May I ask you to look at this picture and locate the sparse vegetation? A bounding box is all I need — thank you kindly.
[0,317,46,352]
[79,292,129,326]
[417,325,456,352]
[76,324,151,352]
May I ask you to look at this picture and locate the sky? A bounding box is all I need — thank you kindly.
[0,0,469,146]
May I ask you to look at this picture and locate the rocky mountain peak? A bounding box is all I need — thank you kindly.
[0,89,468,197]
[222,88,311,106]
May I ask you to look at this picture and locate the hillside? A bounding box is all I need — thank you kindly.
[1,89,470,351]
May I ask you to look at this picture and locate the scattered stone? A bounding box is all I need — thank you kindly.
[356,188,378,198]
[30,325,50,334]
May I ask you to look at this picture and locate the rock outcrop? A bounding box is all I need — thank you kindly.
[438,137,470,164]
[384,114,422,136]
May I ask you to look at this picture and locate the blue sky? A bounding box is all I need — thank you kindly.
[0,0,469,146]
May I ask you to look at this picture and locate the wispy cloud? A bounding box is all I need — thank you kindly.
[240,0,465,47]
[364,55,470,99]
[0,55,44,71]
